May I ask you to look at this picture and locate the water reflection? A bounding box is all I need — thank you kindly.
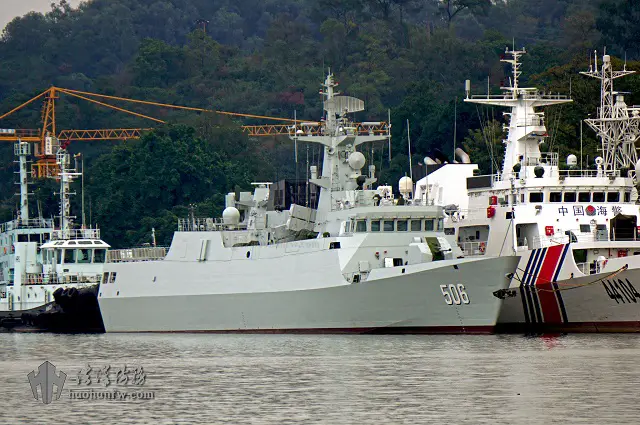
[1,333,639,424]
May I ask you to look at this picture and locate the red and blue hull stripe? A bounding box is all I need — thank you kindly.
[520,244,570,325]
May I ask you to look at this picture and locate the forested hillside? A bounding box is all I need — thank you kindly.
[0,0,639,247]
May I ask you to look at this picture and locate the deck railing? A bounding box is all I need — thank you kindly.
[458,241,487,256]
[52,228,101,240]
[531,230,636,249]
[178,217,250,232]
[0,218,54,233]
[107,247,168,263]
[490,168,623,184]
[20,273,101,285]
[470,93,569,101]
[576,262,591,275]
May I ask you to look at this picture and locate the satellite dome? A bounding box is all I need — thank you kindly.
[534,166,545,178]
[222,207,240,225]
[567,154,577,166]
[348,151,366,170]
[399,176,413,194]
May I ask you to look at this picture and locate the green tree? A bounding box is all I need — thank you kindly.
[597,0,640,59]
[85,124,246,247]
[438,0,491,27]
[462,119,504,175]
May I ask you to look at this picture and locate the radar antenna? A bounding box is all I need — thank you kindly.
[580,51,639,172]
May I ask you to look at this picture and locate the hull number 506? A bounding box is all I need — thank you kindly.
[440,284,470,305]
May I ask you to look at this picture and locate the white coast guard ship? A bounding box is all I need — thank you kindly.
[420,48,640,332]
[97,74,519,334]
[0,139,108,328]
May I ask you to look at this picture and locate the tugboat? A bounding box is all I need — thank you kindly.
[420,48,640,332]
[97,73,520,334]
[0,139,107,332]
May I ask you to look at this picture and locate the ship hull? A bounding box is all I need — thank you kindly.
[496,244,640,333]
[98,254,518,334]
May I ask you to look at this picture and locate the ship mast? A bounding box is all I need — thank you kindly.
[14,140,31,224]
[464,47,572,177]
[580,51,639,173]
[293,72,389,219]
[56,142,81,238]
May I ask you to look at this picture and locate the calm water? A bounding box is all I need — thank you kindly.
[0,333,639,424]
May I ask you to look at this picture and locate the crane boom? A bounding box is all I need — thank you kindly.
[0,85,385,177]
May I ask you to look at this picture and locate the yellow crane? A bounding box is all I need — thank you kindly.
[0,86,388,177]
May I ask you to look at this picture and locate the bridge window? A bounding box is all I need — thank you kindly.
[529,192,544,203]
[94,249,106,263]
[607,192,620,202]
[625,192,631,203]
[437,218,444,231]
[383,220,394,232]
[549,192,562,202]
[425,219,434,231]
[564,192,576,202]
[578,192,591,202]
[77,249,91,264]
[397,220,408,231]
[593,192,605,202]
[410,220,422,231]
[579,224,591,233]
[355,220,367,232]
[371,220,381,232]
[63,249,75,264]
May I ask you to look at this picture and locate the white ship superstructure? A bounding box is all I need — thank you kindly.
[426,48,640,332]
[97,74,519,334]
[0,139,108,326]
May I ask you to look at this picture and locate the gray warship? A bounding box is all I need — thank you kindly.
[97,74,519,333]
